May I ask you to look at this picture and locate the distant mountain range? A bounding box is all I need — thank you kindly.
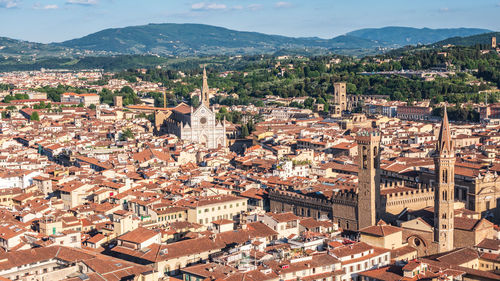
[0,24,496,64]
[57,23,387,56]
[346,27,491,46]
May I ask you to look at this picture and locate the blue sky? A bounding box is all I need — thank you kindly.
[1,0,500,43]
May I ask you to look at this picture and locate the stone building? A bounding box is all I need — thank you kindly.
[398,110,496,256]
[356,130,381,229]
[113,95,123,108]
[155,68,226,149]
[332,82,347,116]
[269,129,382,232]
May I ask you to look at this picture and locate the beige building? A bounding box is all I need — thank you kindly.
[61,92,100,106]
[112,210,140,237]
[260,212,300,239]
[331,242,391,281]
[59,181,94,210]
[179,195,248,226]
[110,236,225,278]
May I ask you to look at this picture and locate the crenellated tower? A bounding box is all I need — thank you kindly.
[433,108,455,253]
[356,129,381,230]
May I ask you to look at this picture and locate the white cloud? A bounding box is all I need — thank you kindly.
[248,4,262,11]
[191,2,227,11]
[0,0,19,8]
[33,3,58,9]
[439,7,449,12]
[66,0,98,5]
[275,1,292,8]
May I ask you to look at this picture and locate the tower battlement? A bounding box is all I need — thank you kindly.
[385,187,434,199]
[356,130,382,143]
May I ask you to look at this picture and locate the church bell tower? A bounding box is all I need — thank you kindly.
[201,67,210,107]
[434,108,455,253]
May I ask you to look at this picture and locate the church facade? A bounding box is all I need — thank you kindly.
[155,68,226,149]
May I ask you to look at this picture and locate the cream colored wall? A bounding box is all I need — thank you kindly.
[40,220,63,235]
[359,232,402,249]
[188,198,247,226]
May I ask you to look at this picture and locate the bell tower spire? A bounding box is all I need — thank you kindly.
[201,66,210,107]
[434,107,455,253]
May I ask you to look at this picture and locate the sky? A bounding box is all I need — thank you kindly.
[1,0,500,43]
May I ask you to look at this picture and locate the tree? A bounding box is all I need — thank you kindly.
[304,97,315,109]
[89,104,96,110]
[241,124,249,138]
[119,128,134,141]
[191,95,200,108]
[30,111,40,121]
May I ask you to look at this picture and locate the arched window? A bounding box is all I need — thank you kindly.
[362,146,368,169]
[442,169,448,183]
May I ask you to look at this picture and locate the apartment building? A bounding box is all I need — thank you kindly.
[179,195,248,226]
[61,92,100,106]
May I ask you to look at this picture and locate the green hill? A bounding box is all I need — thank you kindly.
[58,23,382,56]
[433,32,500,47]
[347,26,491,46]
[0,37,76,58]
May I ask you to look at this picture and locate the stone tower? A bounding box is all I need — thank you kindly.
[333,82,347,112]
[201,67,210,107]
[356,130,381,230]
[492,37,497,49]
[434,108,455,253]
[113,96,123,108]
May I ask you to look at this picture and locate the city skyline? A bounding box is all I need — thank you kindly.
[0,0,500,43]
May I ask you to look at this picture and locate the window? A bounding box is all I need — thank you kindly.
[442,169,448,183]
